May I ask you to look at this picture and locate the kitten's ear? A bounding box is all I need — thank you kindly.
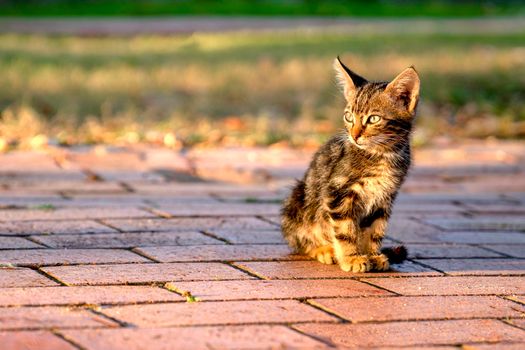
[385,66,420,114]
[333,57,367,100]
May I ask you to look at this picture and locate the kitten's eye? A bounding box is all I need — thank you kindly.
[343,112,354,124]
[367,115,382,124]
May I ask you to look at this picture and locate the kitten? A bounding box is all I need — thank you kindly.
[281,57,419,272]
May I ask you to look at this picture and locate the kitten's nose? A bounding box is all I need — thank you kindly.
[351,127,362,144]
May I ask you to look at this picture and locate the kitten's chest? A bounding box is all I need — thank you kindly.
[359,173,398,201]
[340,160,403,210]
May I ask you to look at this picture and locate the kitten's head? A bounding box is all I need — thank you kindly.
[334,57,420,154]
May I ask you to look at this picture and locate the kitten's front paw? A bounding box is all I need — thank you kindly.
[309,245,335,265]
[339,255,370,273]
[369,254,390,271]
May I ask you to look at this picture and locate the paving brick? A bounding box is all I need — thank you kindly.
[63,150,146,171]
[0,236,42,249]
[0,249,148,266]
[424,217,525,231]
[310,295,524,322]
[155,202,280,216]
[385,219,444,243]
[505,295,525,306]
[0,195,66,207]
[407,244,504,258]
[0,152,60,171]
[0,306,117,330]
[208,228,285,244]
[67,194,151,207]
[142,148,192,171]
[102,300,335,327]
[465,204,525,214]
[31,231,221,248]
[399,212,467,220]
[0,285,182,306]
[2,144,525,350]
[103,217,275,232]
[0,268,58,287]
[508,318,525,331]
[0,331,76,350]
[295,319,525,348]
[391,203,464,214]
[14,181,128,194]
[462,176,525,193]
[64,325,326,350]
[415,258,525,275]
[0,207,153,221]
[132,182,277,195]
[136,244,302,262]
[236,260,440,279]
[213,192,284,203]
[432,231,525,244]
[484,244,525,258]
[396,192,507,205]
[361,276,525,296]
[166,279,392,301]
[470,343,525,350]
[400,179,462,193]
[259,215,280,226]
[0,220,117,236]
[42,262,253,285]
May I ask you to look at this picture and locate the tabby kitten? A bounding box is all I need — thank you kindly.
[281,57,419,272]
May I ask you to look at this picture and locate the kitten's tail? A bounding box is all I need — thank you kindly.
[381,245,408,264]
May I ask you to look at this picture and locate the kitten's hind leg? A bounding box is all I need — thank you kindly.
[309,245,335,265]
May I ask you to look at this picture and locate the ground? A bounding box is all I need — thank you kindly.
[1,140,525,349]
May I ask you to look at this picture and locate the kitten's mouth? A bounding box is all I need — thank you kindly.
[349,136,390,153]
[349,136,367,149]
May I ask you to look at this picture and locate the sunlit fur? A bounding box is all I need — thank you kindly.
[281,58,420,272]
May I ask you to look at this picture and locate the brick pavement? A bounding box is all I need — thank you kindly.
[0,141,524,349]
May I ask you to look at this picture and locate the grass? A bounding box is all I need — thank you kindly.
[1,0,524,17]
[0,28,524,149]
[31,204,57,211]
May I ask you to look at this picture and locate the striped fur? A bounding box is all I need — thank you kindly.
[281,58,420,272]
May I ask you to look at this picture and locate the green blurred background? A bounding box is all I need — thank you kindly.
[1,0,524,17]
[0,1,524,149]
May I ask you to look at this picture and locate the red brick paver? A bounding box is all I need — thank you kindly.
[0,306,117,330]
[295,319,525,348]
[63,325,326,350]
[481,244,525,258]
[0,236,43,249]
[166,279,392,301]
[309,295,524,322]
[0,285,182,306]
[101,300,336,327]
[406,243,505,258]
[236,260,440,279]
[414,258,525,275]
[0,249,149,266]
[135,244,300,262]
[102,216,275,232]
[1,141,524,349]
[42,262,252,285]
[0,220,117,236]
[361,276,525,295]
[0,207,153,221]
[0,268,59,287]
[31,231,222,248]
[0,331,76,350]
